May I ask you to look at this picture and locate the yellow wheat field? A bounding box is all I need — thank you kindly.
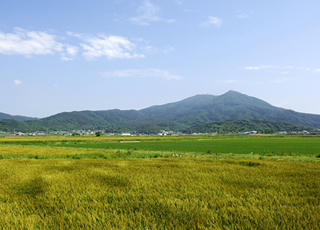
[0,143,320,229]
[0,146,319,229]
[0,145,114,157]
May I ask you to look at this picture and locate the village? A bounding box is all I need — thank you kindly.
[2,129,320,137]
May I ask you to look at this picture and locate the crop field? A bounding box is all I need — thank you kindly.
[0,135,320,229]
[1,134,320,160]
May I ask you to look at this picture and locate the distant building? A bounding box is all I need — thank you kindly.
[309,129,320,135]
[278,131,288,134]
[16,132,25,136]
[157,130,173,136]
[121,132,131,136]
[238,131,257,135]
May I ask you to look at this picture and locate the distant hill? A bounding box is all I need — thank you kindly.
[135,90,320,130]
[185,119,314,134]
[32,110,144,131]
[0,112,38,122]
[0,91,320,132]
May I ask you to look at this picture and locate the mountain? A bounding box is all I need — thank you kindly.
[141,90,320,129]
[32,110,144,131]
[0,112,38,122]
[0,90,320,132]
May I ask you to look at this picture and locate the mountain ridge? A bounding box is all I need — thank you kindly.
[0,112,39,122]
[1,91,320,132]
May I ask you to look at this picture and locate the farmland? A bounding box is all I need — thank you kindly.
[0,135,320,229]
[1,134,320,160]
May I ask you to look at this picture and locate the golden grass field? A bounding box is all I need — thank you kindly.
[0,136,320,229]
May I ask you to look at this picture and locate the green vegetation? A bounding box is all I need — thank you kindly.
[0,135,319,228]
[0,112,38,122]
[1,134,320,160]
[1,91,320,132]
[0,119,43,132]
[186,119,314,134]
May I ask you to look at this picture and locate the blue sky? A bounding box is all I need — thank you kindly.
[1,0,320,118]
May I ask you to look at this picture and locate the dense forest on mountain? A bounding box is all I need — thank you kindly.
[0,112,38,122]
[1,91,319,133]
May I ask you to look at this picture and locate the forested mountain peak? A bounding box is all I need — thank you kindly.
[1,91,320,132]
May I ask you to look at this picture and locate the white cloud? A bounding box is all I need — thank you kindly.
[245,65,314,73]
[14,80,22,85]
[53,83,58,87]
[141,45,159,54]
[130,0,174,25]
[282,66,311,71]
[316,69,320,72]
[144,45,154,51]
[61,44,78,60]
[66,31,81,38]
[0,28,145,61]
[200,16,222,28]
[0,28,63,56]
[244,65,277,70]
[69,31,146,60]
[65,45,78,56]
[140,44,174,54]
[0,28,79,61]
[101,69,183,80]
[77,35,144,60]
[244,66,260,70]
[61,57,74,61]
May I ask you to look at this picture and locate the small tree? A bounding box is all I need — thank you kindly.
[95,131,102,137]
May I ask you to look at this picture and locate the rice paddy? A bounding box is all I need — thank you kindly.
[0,135,319,229]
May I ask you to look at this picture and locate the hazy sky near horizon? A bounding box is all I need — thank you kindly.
[1,0,320,118]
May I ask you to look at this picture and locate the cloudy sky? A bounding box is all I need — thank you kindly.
[1,0,320,118]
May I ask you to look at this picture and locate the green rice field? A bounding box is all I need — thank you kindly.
[1,135,320,157]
